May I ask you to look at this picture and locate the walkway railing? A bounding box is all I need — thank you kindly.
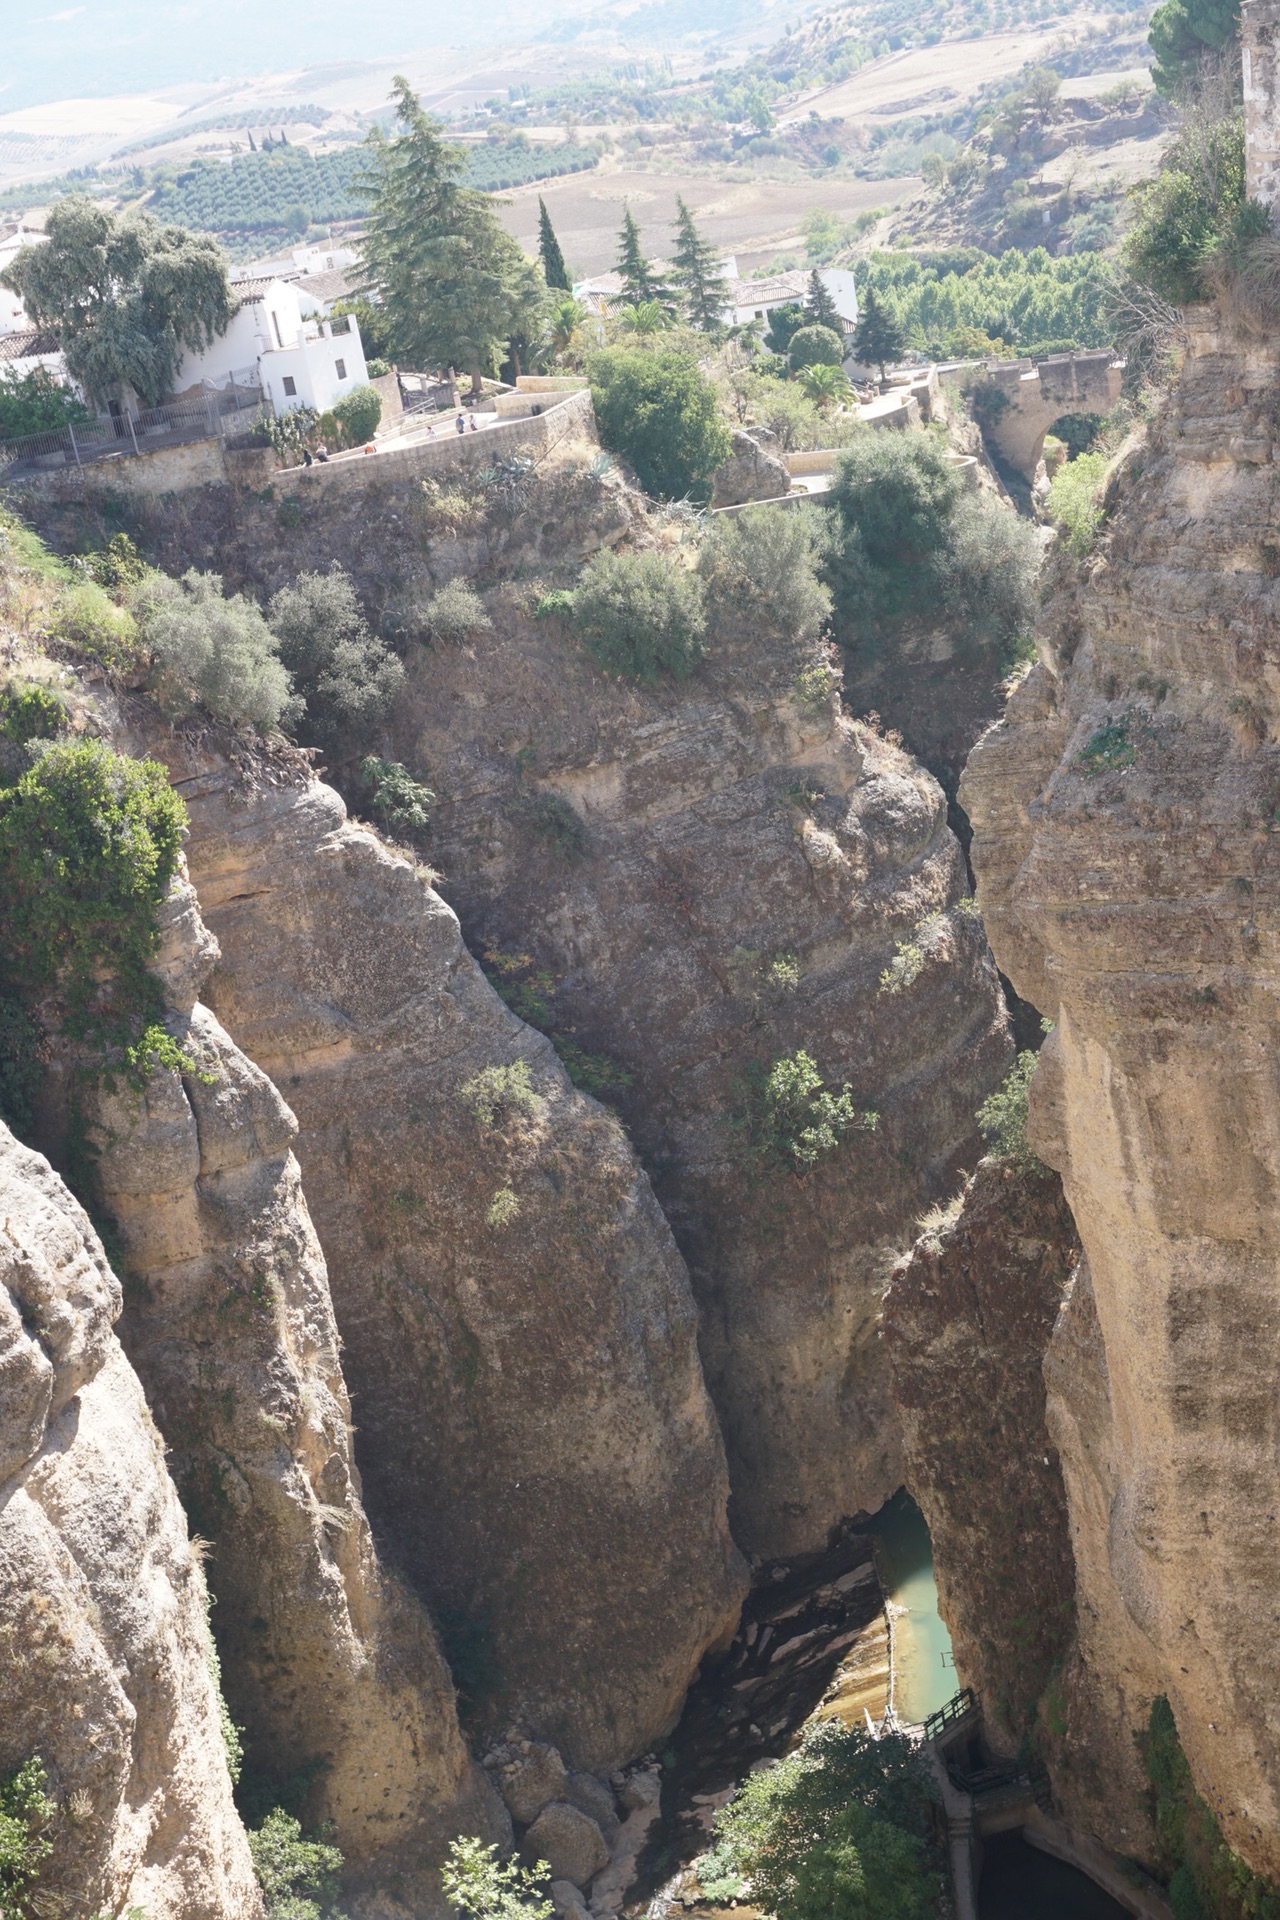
[0,388,268,483]
[922,1687,979,1741]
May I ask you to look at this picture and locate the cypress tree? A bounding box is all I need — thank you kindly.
[803,267,841,332]
[615,205,656,304]
[852,286,907,379]
[538,197,570,290]
[671,195,727,332]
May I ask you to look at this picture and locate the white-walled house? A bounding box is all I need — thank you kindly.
[173,275,368,416]
[0,223,49,337]
[725,266,858,336]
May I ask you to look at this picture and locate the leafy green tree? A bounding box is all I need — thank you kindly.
[587,347,730,500]
[765,302,806,356]
[802,267,841,332]
[537,196,570,290]
[788,324,844,371]
[572,547,707,680]
[976,1049,1042,1166]
[737,1049,874,1175]
[671,194,727,333]
[442,1836,554,1920]
[697,503,831,646]
[710,1720,936,1920]
[615,205,658,304]
[330,384,382,445]
[1,195,234,408]
[852,285,907,378]
[619,299,672,334]
[0,367,88,439]
[360,78,545,393]
[1148,0,1239,96]
[267,565,404,755]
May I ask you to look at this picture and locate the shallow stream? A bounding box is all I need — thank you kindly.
[867,1489,957,1725]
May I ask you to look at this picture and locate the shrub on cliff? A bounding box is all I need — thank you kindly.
[0,1758,54,1919]
[48,578,141,673]
[1047,451,1109,556]
[573,548,707,681]
[1123,103,1261,308]
[697,503,831,648]
[587,348,730,501]
[442,1836,554,1920]
[735,1049,878,1176]
[976,1050,1041,1168]
[1141,1695,1280,1920]
[267,564,405,755]
[137,570,295,733]
[248,1808,342,1920]
[706,1721,938,1920]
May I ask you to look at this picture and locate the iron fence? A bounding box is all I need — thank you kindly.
[0,387,269,482]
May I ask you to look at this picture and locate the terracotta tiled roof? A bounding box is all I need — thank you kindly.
[231,277,277,303]
[727,271,809,308]
[0,327,60,362]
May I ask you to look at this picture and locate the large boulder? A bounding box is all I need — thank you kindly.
[521,1803,610,1888]
[710,425,792,508]
[486,1740,569,1826]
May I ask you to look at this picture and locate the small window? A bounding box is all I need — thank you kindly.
[282,376,297,396]
[334,357,346,380]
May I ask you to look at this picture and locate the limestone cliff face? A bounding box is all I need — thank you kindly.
[0,1121,261,1920]
[127,732,746,1772]
[83,867,505,1901]
[883,1156,1079,1753]
[961,312,1280,1874]
[393,593,1013,1559]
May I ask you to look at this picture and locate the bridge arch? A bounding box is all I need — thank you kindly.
[979,350,1124,482]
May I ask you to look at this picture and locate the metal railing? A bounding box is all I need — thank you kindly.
[0,387,268,482]
[922,1687,979,1742]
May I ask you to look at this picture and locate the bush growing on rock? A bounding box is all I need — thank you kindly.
[137,570,295,732]
[587,348,730,501]
[735,1049,877,1176]
[1046,451,1109,557]
[0,1758,54,1918]
[49,578,141,672]
[442,1836,554,1920]
[976,1049,1041,1167]
[426,579,493,646]
[267,565,404,755]
[459,1059,539,1128]
[707,1721,938,1920]
[360,755,434,838]
[573,548,707,682]
[248,1808,343,1920]
[697,505,831,649]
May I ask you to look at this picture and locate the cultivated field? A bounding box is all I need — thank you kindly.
[498,163,919,278]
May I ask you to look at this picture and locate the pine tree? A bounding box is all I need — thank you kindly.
[671,195,727,333]
[852,285,907,379]
[360,77,544,394]
[538,197,570,290]
[803,267,840,332]
[615,205,656,304]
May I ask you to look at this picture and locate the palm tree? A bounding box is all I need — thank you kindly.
[618,299,672,335]
[547,297,588,362]
[798,361,853,410]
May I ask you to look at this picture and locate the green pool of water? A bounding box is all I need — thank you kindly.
[869,1489,956,1724]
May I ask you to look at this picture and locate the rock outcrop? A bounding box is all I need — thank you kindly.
[883,1155,1079,1753]
[130,731,746,1772]
[961,310,1280,1874]
[0,1121,262,1920]
[392,575,1013,1557]
[709,428,792,509]
[83,865,505,1901]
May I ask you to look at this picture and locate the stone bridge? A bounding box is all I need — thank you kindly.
[979,349,1124,480]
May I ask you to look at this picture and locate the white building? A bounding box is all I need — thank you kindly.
[725,266,858,336]
[0,223,49,337]
[173,275,368,416]
[571,260,858,337]
[0,327,67,384]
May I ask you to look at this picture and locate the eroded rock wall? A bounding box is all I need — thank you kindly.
[393,588,1013,1558]
[83,867,505,1901]
[0,1121,262,1920]
[961,312,1280,1873]
[127,734,745,1772]
[883,1155,1078,1753]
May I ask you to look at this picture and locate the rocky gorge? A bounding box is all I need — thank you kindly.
[7,265,1280,1920]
